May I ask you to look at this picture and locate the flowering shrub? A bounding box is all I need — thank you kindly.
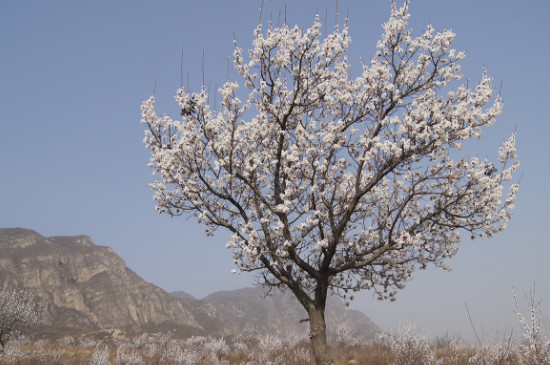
[433,334,461,364]
[0,323,548,364]
[202,336,230,361]
[90,345,111,365]
[0,288,41,351]
[257,334,284,364]
[467,338,522,364]
[514,286,550,364]
[115,342,143,364]
[330,321,368,347]
[378,322,435,364]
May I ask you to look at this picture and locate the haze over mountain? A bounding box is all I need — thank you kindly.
[172,286,380,339]
[0,228,379,341]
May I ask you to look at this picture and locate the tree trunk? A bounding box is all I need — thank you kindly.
[307,304,334,365]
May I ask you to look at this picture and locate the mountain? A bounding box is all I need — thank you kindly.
[173,286,380,339]
[170,290,196,301]
[0,228,203,339]
[0,228,380,341]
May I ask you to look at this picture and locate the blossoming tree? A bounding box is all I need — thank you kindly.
[141,2,519,363]
[0,288,41,352]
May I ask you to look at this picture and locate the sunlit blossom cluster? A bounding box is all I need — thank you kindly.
[141,1,518,302]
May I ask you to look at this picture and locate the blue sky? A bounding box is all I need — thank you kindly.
[1,0,549,341]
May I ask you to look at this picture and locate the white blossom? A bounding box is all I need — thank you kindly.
[141,1,518,300]
[0,288,41,351]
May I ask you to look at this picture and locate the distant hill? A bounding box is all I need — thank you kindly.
[170,290,196,301]
[0,228,380,341]
[172,286,380,339]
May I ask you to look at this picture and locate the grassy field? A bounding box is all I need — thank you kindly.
[1,288,548,364]
[0,327,548,365]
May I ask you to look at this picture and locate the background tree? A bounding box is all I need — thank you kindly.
[0,288,41,352]
[141,2,519,363]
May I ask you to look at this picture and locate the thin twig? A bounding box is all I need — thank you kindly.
[335,0,339,28]
[325,8,328,38]
[258,0,265,25]
[227,55,230,81]
[465,303,483,346]
[180,50,184,89]
[213,83,217,111]
[202,50,206,87]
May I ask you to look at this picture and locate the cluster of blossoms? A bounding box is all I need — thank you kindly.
[141,0,518,303]
[378,322,435,364]
[0,288,41,351]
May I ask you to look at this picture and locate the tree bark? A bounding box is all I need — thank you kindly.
[308,305,334,365]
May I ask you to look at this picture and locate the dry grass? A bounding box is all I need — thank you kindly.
[0,342,536,364]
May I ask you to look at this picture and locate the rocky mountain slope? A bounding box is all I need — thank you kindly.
[0,228,202,338]
[0,228,380,340]
[173,286,380,339]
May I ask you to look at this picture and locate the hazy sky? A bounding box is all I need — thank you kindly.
[1,0,548,341]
